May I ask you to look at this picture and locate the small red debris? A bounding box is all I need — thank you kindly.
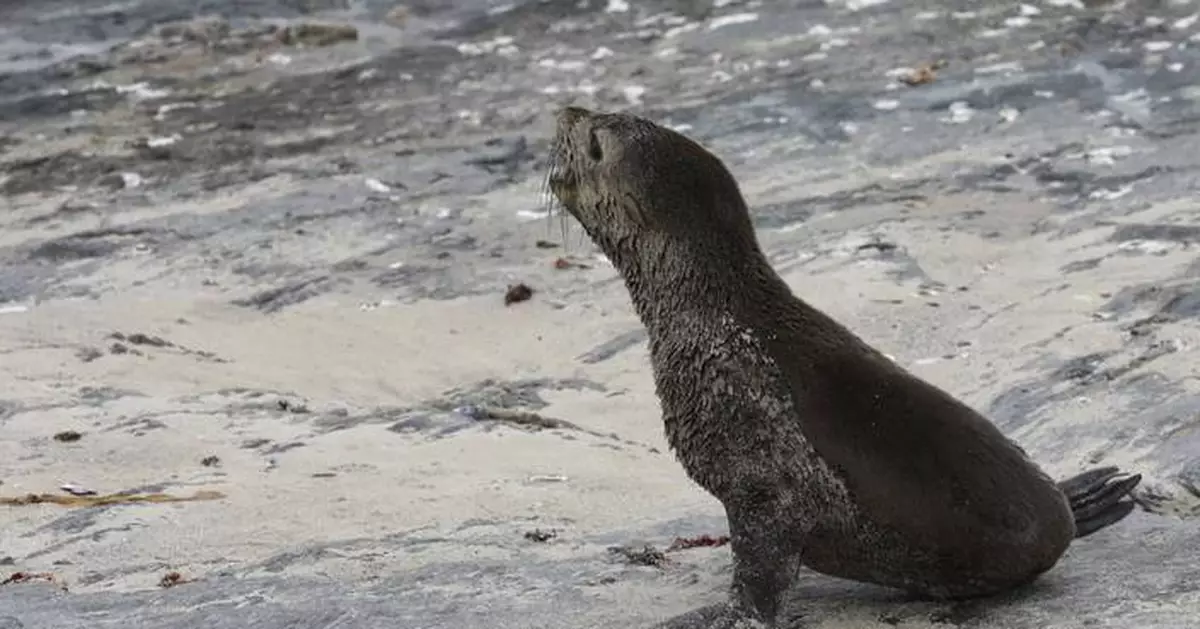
[2,571,66,590]
[159,571,193,588]
[552,257,590,270]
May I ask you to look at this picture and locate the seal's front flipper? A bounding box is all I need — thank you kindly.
[1057,467,1143,539]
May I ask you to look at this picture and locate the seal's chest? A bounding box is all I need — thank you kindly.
[649,326,830,493]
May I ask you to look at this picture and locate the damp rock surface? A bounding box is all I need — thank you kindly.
[2,0,1199,628]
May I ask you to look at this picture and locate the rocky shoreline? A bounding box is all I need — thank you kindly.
[2,0,1199,627]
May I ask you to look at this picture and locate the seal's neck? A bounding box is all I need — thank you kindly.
[604,233,790,334]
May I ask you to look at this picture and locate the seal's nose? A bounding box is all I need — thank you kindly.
[556,106,593,129]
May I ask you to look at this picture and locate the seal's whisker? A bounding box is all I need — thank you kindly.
[540,139,559,235]
[542,137,576,255]
[560,204,572,256]
[541,169,554,241]
[575,219,587,252]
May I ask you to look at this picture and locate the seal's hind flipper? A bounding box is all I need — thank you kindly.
[1074,501,1136,538]
[1058,466,1121,499]
[1057,467,1143,539]
[1064,471,1142,516]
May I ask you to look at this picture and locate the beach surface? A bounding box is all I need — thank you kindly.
[2,0,1199,627]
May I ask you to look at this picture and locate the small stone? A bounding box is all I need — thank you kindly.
[524,529,557,542]
[53,431,83,443]
[76,347,103,362]
[504,283,534,306]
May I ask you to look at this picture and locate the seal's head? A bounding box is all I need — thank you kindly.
[547,106,760,271]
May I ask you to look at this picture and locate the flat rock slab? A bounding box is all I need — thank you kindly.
[2,0,1199,627]
[0,513,1196,629]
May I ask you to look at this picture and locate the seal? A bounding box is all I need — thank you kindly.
[546,106,1143,628]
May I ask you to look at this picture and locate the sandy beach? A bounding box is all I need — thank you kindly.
[2,0,1199,627]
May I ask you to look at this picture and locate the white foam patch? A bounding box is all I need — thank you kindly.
[826,0,891,11]
[605,0,630,13]
[708,12,759,30]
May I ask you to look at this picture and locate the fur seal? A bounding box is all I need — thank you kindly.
[546,106,1143,628]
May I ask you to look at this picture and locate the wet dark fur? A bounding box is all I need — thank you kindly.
[547,106,1142,628]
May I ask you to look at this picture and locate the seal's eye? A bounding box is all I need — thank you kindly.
[587,128,603,162]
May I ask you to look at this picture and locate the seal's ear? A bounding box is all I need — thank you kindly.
[587,128,604,162]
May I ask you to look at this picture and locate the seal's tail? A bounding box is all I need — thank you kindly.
[1058,466,1143,539]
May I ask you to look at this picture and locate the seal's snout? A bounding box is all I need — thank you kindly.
[556,105,594,130]
[546,107,587,212]
[549,106,591,194]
